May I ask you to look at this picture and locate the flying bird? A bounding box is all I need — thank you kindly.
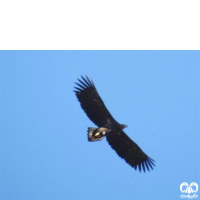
[74,76,155,172]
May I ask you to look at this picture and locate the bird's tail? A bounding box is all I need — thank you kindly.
[87,127,106,141]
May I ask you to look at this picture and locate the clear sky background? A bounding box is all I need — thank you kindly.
[0,51,200,200]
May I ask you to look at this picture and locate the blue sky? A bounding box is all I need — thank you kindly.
[0,51,200,200]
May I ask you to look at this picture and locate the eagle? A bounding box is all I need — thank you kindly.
[74,76,155,172]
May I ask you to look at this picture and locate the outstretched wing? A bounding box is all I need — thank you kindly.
[106,130,155,172]
[74,76,119,127]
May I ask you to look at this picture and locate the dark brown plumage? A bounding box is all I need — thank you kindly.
[74,76,155,172]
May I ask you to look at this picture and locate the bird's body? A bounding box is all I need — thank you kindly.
[74,76,155,172]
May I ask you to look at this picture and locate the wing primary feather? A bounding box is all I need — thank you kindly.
[133,166,136,170]
[74,87,82,92]
[81,76,91,87]
[86,76,93,87]
[144,161,150,171]
[148,157,155,166]
[141,162,145,172]
[91,78,95,87]
[148,157,155,162]
[75,82,86,90]
[146,160,154,170]
[135,164,137,170]
[138,163,141,172]
[78,78,90,88]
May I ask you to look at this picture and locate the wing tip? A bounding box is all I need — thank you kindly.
[74,75,95,91]
[132,156,155,173]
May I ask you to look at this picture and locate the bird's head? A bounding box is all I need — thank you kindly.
[120,124,128,129]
